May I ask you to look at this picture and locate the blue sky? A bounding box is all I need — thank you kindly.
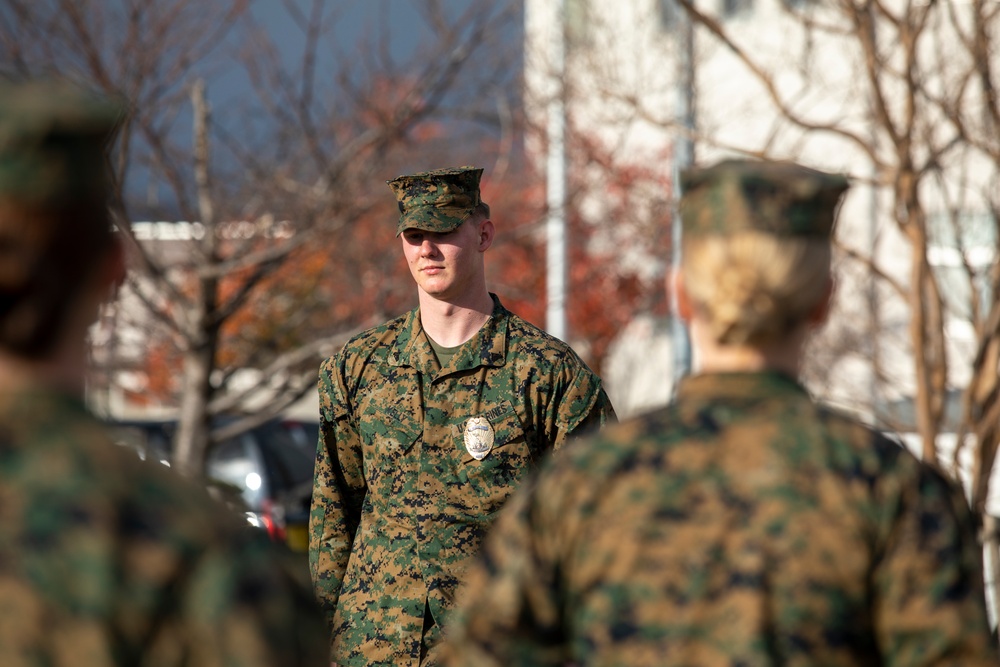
[125,0,523,218]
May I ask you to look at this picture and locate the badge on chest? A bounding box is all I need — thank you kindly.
[463,416,495,460]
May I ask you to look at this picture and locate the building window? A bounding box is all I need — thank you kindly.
[722,0,754,17]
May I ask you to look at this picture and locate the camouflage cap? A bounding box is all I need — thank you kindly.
[0,80,123,205]
[387,166,486,236]
[680,159,849,237]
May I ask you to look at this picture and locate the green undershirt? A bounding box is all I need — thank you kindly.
[427,334,464,369]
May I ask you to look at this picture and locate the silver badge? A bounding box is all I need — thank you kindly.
[463,416,495,461]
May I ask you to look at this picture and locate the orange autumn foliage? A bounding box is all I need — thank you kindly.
[135,144,669,404]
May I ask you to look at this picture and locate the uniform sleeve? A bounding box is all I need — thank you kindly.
[549,363,617,451]
[439,474,571,667]
[308,354,367,628]
[873,460,999,666]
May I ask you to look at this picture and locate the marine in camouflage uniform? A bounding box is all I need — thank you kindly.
[0,80,327,666]
[440,160,999,666]
[309,167,615,666]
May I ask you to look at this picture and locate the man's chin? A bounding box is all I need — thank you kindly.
[418,280,452,298]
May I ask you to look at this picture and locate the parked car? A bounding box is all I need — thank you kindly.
[106,416,318,553]
[276,419,320,552]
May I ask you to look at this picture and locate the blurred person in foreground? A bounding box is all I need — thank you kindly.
[439,159,998,666]
[0,79,327,666]
[309,166,615,666]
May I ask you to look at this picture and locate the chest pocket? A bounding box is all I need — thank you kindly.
[356,376,423,491]
[457,400,532,515]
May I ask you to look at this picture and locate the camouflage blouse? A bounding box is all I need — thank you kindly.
[441,372,998,666]
[309,295,615,666]
[0,389,327,667]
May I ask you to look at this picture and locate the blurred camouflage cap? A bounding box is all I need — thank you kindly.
[680,159,849,237]
[387,166,486,236]
[0,79,123,204]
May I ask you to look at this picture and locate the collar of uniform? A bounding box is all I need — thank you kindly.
[389,294,509,374]
[676,370,810,404]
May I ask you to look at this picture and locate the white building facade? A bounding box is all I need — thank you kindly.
[525,0,1000,518]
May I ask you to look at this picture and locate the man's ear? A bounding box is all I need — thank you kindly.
[478,218,495,252]
[807,276,834,327]
[669,269,694,322]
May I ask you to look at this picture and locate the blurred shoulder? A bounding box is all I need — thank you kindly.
[813,403,926,476]
[3,392,267,553]
[539,407,676,481]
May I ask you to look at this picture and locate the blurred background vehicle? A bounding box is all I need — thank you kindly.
[107,416,318,553]
[275,418,320,552]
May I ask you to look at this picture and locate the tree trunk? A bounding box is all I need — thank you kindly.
[173,79,219,477]
[173,330,216,476]
[983,515,1000,629]
[904,194,945,462]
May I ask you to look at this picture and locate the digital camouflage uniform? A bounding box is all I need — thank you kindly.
[0,390,328,667]
[0,80,327,666]
[309,167,616,666]
[441,372,997,666]
[439,160,999,666]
